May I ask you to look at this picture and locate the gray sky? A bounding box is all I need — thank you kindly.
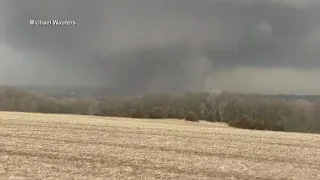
[1,0,320,95]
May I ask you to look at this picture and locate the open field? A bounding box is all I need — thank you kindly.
[0,112,320,180]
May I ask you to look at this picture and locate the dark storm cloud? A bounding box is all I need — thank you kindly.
[1,0,320,94]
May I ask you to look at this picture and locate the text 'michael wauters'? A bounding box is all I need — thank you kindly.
[30,20,76,26]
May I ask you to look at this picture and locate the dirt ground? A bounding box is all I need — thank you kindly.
[0,111,319,180]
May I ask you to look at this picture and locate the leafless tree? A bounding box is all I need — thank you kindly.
[200,89,230,122]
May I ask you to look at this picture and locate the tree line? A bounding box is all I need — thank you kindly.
[0,87,319,133]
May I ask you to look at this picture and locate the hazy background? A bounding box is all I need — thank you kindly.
[1,0,320,95]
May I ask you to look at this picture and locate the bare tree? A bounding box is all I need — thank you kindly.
[88,99,100,115]
[200,89,230,122]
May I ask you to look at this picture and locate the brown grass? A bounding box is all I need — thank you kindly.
[0,111,320,180]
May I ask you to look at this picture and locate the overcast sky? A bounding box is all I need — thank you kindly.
[1,0,320,95]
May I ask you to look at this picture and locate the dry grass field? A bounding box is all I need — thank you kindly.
[0,111,320,180]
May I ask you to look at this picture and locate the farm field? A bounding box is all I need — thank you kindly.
[0,111,320,180]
